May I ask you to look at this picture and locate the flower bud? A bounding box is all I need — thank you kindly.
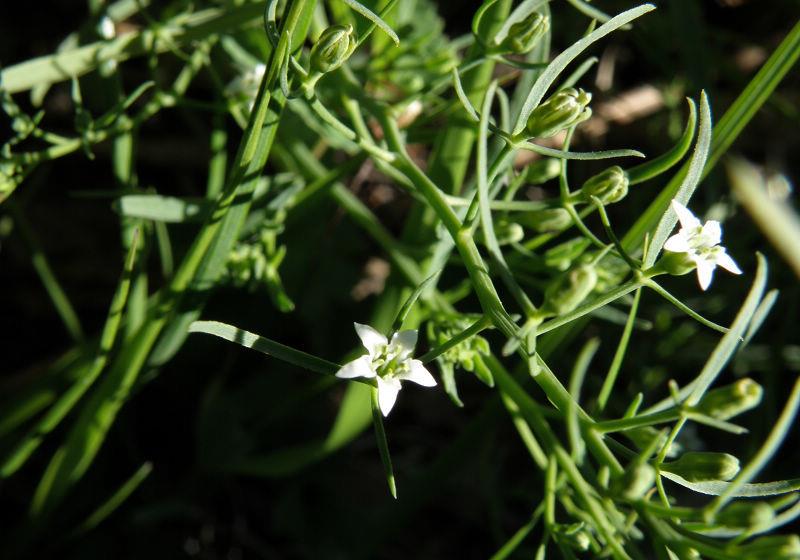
[718,501,774,532]
[694,378,763,421]
[526,88,592,139]
[521,208,571,233]
[543,264,598,315]
[310,24,357,74]
[653,250,696,277]
[738,535,800,557]
[558,523,591,551]
[580,166,629,204]
[613,463,656,501]
[544,237,590,271]
[524,158,561,184]
[661,452,740,482]
[624,427,681,458]
[499,12,549,54]
[494,220,525,245]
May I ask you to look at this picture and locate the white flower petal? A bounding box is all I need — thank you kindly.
[715,250,742,275]
[671,200,701,230]
[695,259,715,291]
[354,323,387,357]
[335,355,376,379]
[663,232,690,253]
[699,220,722,247]
[398,360,437,387]
[377,376,402,416]
[390,330,418,359]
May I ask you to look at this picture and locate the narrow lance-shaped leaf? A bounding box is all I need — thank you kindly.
[188,320,342,377]
[644,91,711,267]
[512,3,655,136]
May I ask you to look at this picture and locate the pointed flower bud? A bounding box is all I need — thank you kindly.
[526,88,592,139]
[614,463,656,501]
[521,208,571,233]
[718,501,775,532]
[653,250,696,277]
[524,158,561,184]
[543,264,598,315]
[544,237,590,271]
[310,24,357,74]
[499,12,549,54]
[581,166,629,204]
[694,378,763,420]
[738,535,800,557]
[661,452,740,482]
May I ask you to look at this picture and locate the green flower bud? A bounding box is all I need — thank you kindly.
[581,166,629,204]
[694,378,763,421]
[310,24,357,74]
[526,88,592,139]
[499,12,549,54]
[718,501,775,532]
[524,158,561,184]
[653,250,696,277]
[624,427,681,458]
[661,452,740,482]
[521,208,571,233]
[494,220,524,245]
[544,237,590,271]
[738,535,800,558]
[614,462,656,501]
[543,264,598,315]
[558,523,591,551]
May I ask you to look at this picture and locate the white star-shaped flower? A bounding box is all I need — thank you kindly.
[663,200,742,290]
[336,323,436,416]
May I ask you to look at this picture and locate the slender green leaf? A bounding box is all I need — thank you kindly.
[73,462,153,534]
[706,377,800,515]
[661,472,800,497]
[685,254,767,407]
[341,0,399,45]
[188,320,342,377]
[1,229,140,477]
[513,4,655,135]
[643,92,711,267]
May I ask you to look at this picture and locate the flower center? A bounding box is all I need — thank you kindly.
[372,344,410,378]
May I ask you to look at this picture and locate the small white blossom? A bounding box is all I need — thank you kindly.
[336,323,436,416]
[663,200,742,290]
[98,16,116,40]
